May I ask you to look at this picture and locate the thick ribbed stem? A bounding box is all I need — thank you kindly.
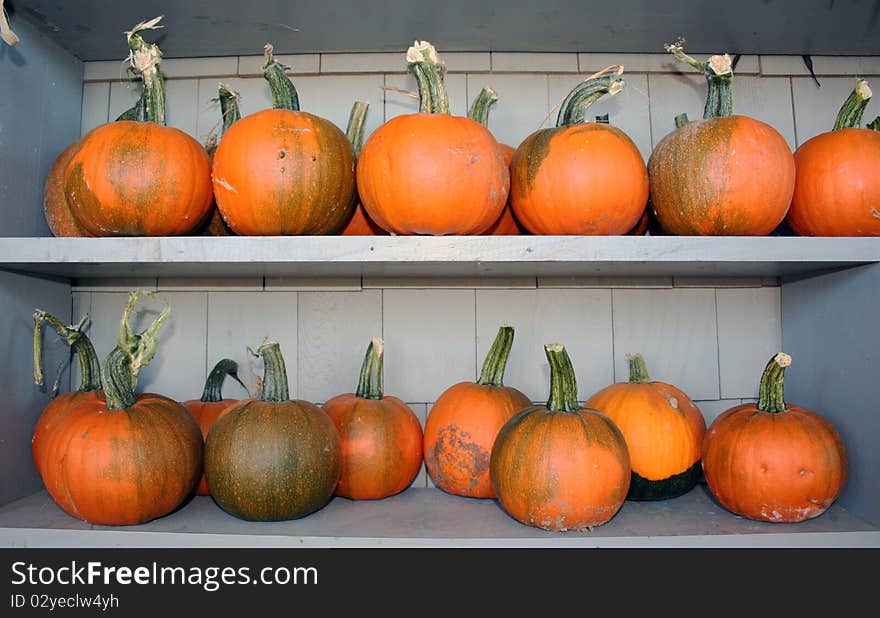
[406,41,449,114]
[468,86,498,127]
[665,39,733,119]
[346,100,369,156]
[256,341,289,403]
[33,311,101,394]
[116,90,146,122]
[477,326,515,387]
[218,82,242,134]
[125,16,166,125]
[834,79,872,130]
[355,338,384,400]
[674,113,690,128]
[627,353,651,383]
[263,43,300,111]
[556,66,624,126]
[756,352,792,413]
[201,358,248,403]
[545,344,579,413]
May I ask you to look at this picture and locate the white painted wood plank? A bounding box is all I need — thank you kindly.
[696,399,741,426]
[385,73,468,120]
[672,277,763,288]
[72,278,158,292]
[407,403,428,489]
[108,80,141,122]
[265,277,362,291]
[716,287,782,400]
[206,292,299,399]
[791,76,880,146]
[164,79,200,139]
[83,60,128,81]
[491,52,578,73]
[382,289,476,403]
[293,75,386,139]
[761,56,880,77]
[238,54,321,77]
[442,53,491,72]
[297,290,382,403]
[475,289,614,402]
[80,82,109,137]
[579,53,759,74]
[539,276,672,288]
[161,57,239,79]
[612,289,720,400]
[363,277,536,289]
[157,278,264,291]
[320,52,404,73]
[464,74,549,149]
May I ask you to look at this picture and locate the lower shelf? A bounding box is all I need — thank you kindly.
[1,486,877,548]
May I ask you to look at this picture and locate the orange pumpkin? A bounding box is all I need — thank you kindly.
[356,41,509,235]
[182,358,249,496]
[423,326,531,499]
[585,353,706,500]
[509,66,648,235]
[338,101,389,236]
[64,19,213,237]
[323,339,423,499]
[491,344,631,530]
[787,79,880,236]
[43,142,93,237]
[648,41,795,236]
[702,353,847,523]
[212,45,356,236]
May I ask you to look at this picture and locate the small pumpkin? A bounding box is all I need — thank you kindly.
[491,344,631,530]
[323,339,423,499]
[338,101,389,236]
[64,17,214,237]
[212,44,356,235]
[356,41,509,235]
[181,358,249,496]
[702,353,847,523]
[509,66,649,235]
[585,353,706,500]
[204,340,341,521]
[787,79,880,236]
[423,326,531,498]
[32,290,203,526]
[648,40,795,235]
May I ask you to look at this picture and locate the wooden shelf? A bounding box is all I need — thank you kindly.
[0,236,878,281]
[0,487,877,548]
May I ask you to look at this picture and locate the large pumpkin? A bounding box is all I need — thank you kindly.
[491,344,631,530]
[702,353,847,523]
[356,41,509,235]
[64,19,213,236]
[787,79,880,236]
[423,326,531,499]
[212,45,356,236]
[648,41,795,235]
[43,142,93,237]
[181,358,249,496]
[323,339,423,499]
[510,66,648,235]
[32,290,203,526]
[585,353,706,500]
[204,341,341,521]
[338,101,389,236]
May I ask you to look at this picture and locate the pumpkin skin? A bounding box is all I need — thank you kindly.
[43,141,93,237]
[702,353,847,523]
[483,205,526,235]
[64,121,214,236]
[340,203,389,236]
[584,354,706,500]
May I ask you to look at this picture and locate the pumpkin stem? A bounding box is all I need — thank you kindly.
[406,40,450,115]
[218,82,242,134]
[102,290,170,411]
[545,343,579,413]
[674,112,690,128]
[116,89,147,122]
[468,86,498,127]
[346,100,370,156]
[665,39,733,119]
[256,340,290,403]
[355,338,384,400]
[595,113,610,124]
[756,352,792,413]
[263,43,300,112]
[833,79,872,130]
[556,65,624,126]
[627,353,651,383]
[33,311,102,395]
[868,116,880,131]
[125,15,166,125]
[201,358,249,403]
[477,326,515,387]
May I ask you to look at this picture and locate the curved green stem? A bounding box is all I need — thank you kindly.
[868,116,880,132]
[33,311,101,395]
[627,353,651,383]
[263,43,300,111]
[116,90,146,122]
[468,86,498,127]
[665,39,733,119]
[256,340,289,403]
[355,338,384,400]
[756,352,791,413]
[406,41,449,114]
[125,16,166,125]
[218,82,242,134]
[556,66,624,126]
[545,344,579,413]
[674,113,690,128]
[477,326,515,387]
[201,358,249,403]
[346,100,369,156]
[834,79,872,130]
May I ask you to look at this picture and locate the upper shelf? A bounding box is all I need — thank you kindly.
[13,0,880,61]
[0,236,877,281]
